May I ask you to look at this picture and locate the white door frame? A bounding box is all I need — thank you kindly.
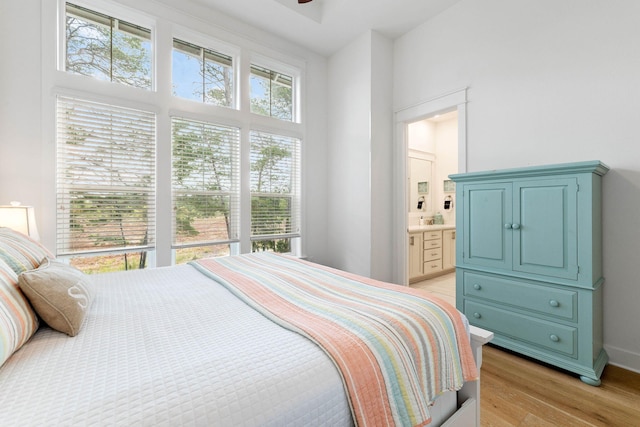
[392,88,468,285]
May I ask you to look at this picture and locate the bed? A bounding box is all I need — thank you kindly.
[0,227,492,426]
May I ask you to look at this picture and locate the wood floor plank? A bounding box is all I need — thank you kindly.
[480,345,640,427]
[414,273,640,426]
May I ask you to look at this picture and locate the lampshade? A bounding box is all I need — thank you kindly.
[0,202,40,241]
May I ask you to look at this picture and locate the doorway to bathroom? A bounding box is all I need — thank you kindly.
[392,88,468,287]
[407,110,458,228]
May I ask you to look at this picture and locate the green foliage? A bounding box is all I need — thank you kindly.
[172,119,234,241]
[252,144,291,193]
[66,14,151,89]
[252,238,290,253]
[64,10,297,264]
[203,60,233,107]
[250,71,293,120]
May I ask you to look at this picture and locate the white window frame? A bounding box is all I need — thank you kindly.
[249,53,302,124]
[172,26,241,110]
[44,0,306,268]
[57,0,158,90]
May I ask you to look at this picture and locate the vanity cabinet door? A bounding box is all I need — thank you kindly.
[408,232,423,280]
[442,229,456,271]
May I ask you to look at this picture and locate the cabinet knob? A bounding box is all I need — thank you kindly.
[549,334,560,342]
[512,223,521,229]
[549,300,560,307]
[473,284,482,290]
[473,312,481,319]
[504,223,512,229]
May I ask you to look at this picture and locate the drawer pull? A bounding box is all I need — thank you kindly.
[473,312,482,319]
[473,284,482,290]
[512,223,521,229]
[549,300,560,307]
[549,334,560,342]
[504,223,512,229]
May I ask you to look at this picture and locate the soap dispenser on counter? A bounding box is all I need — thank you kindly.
[433,212,444,225]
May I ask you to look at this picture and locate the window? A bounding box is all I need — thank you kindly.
[172,118,240,262]
[56,96,156,273]
[250,65,293,121]
[52,2,305,267]
[172,39,234,107]
[250,131,300,252]
[65,3,152,89]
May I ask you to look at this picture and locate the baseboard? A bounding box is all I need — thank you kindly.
[604,344,640,374]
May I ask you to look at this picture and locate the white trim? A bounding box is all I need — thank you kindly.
[172,25,242,61]
[50,85,162,113]
[58,0,158,90]
[42,0,307,266]
[604,344,640,374]
[392,88,468,285]
[249,53,303,124]
[395,88,467,123]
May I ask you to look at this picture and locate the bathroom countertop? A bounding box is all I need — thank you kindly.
[407,224,456,233]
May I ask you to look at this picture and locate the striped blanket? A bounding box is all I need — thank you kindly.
[191,253,478,427]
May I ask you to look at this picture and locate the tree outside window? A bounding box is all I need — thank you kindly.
[250,65,293,121]
[171,118,240,263]
[65,3,152,90]
[172,38,234,107]
[250,131,300,253]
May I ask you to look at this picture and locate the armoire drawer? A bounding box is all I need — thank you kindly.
[424,247,442,262]
[464,300,577,357]
[462,271,576,321]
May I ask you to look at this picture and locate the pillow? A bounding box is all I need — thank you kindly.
[18,258,93,337]
[0,227,54,274]
[0,258,39,367]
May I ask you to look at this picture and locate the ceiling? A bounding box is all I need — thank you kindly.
[187,0,463,56]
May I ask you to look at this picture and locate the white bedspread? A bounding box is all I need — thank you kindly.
[0,265,352,426]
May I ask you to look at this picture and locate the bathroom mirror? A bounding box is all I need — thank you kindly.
[408,156,433,214]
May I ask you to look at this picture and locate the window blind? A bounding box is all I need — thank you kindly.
[56,96,156,256]
[171,117,240,248]
[250,131,300,240]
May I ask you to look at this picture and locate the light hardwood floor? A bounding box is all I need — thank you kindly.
[412,273,640,427]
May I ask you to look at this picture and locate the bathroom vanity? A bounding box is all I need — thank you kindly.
[408,224,456,283]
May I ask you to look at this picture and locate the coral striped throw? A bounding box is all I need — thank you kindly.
[192,253,477,427]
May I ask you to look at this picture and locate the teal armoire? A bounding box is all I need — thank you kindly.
[450,161,608,385]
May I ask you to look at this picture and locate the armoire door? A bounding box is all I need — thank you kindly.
[462,182,512,270]
[512,178,578,280]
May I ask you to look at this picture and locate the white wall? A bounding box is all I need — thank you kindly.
[408,120,436,153]
[0,0,330,265]
[327,33,372,276]
[394,0,640,372]
[0,1,43,212]
[369,32,394,282]
[327,31,394,281]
